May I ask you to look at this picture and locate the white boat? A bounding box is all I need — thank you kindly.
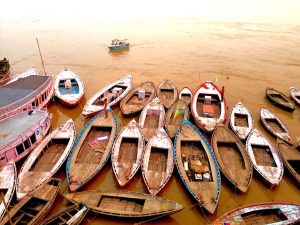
[290,87,300,105]
[246,129,284,186]
[178,87,193,106]
[229,102,254,141]
[54,68,85,106]
[83,75,132,117]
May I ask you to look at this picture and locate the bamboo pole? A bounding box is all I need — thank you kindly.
[0,192,12,225]
[36,38,46,74]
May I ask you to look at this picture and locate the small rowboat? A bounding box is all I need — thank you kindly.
[0,58,10,82]
[211,124,253,193]
[165,99,190,138]
[290,87,300,105]
[142,128,174,195]
[157,80,178,109]
[266,87,295,112]
[277,140,300,186]
[191,81,227,132]
[212,202,300,225]
[40,203,89,225]
[246,129,284,186]
[260,107,293,144]
[1,178,61,225]
[120,81,156,116]
[178,87,193,106]
[174,120,221,214]
[108,39,129,51]
[54,68,85,106]
[17,119,76,200]
[229,102,254,141]
[83,75,132,117]
[64,191,183,218]
[139,97,165,141]
[111,119,145,186]
[66,108,118,192]
[0,162,16,221]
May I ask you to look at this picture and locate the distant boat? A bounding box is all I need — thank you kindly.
[17,119,76,200]
[0,68,53,120]
[142,128,174,195]
[178,87,193,106]
[108,39,129,51]
[67,108,118,192]
[212,202,300,225]
[64,190,183,218]
[191,81,226,132]
[246,129,284,186]
[83,75,132,117]
[0,109,51,166]
[111,119,145,187]
[54,68,85,106]
[120,81,156,116]
[157,80,178,109]
[229,102,254,141]
[0,58,10,82]
[290,87,300,105]
[266,87,295,112]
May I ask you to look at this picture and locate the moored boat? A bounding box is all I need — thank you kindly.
[0,68,53,120]
[229,102,254,141]
[108,39,129,51]
[111,119,145,187]
[290,87,300,105]
[67,108,118,192]
[157,80,178,109]
[0,58,10,82]
[17,119,76,200]
[178,87,193,106]
[0,109,51,166]
[246,129,284,186]
[211,124,253,193]
[120,81,156,116]
[191,81,226,132]
[165,99,190,138]
[139,97,165,141]
[142,128,174,195]
[64,190,183,218]
[174,120,221,214]
[260,107,293,144]
[54,68,85,106]
[213,202,300,225]
[266,87,295,112]
[83,75,132,117]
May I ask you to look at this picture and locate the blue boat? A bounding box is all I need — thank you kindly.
[108,39,129,51]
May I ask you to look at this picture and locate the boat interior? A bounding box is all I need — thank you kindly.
[144,109,160,129]
[234,113,249,127]
[240,208,288,224]
[196,94,221,118]
[251,144,276,167]
[97,195,145,212]
[169,108,185,126]
[181,93,191,102]
[270,93,289,102]
[117,137,138,163]
[127,91,151,105]
[93,85,126,106]
[59,79,79,95]
[148,147,168,173]
[160,88,174,100]
[264,118,285,133]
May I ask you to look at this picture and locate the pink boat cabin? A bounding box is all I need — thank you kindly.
[0,109,51,166]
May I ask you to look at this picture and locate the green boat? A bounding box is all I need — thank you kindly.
[108,39,129,51]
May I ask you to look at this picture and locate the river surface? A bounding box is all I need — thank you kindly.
[1,1,300,224]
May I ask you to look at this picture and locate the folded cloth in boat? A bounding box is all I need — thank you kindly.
[97,136,108,141]
[194,173,202,180]
[190,160,209,174]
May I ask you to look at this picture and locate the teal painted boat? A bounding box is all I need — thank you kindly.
[108,39,129,51]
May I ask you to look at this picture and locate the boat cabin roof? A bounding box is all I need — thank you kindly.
[0,75,50,108]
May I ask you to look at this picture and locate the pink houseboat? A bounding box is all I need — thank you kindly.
[0,68,53,120]
[0,108,51,166]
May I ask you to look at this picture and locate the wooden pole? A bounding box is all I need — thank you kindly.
[36,38,46,74]
[0,192,12,225]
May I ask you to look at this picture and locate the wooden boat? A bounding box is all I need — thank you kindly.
[1,178,61,225]
[120,81,156,116]
[139,97,165,141]
[260,107,293,145]
[0,162,16,221]
[157,80,178,109]
[191,81,227,132]
[0,68,53,120]
[165,99,190,138]
[111,119,145,186]
[213,202,300,225]
[0,109,51,166]
[142,128,174,195]
[246,129,284,186]
[277,140,300,185]
[40,203,89,225]
[108,39,129,51]
[211,124,253,193]
[0,58,10,82]
[83,75,132,117]
[54,68,85,106]
[174,120,221,214]
[178,87,193,106]
[17,119,76,200]
[290,87,300,105]
[67,108,118,192]
[229,102,254,141]
[266,87,295,112]
[64,190,183,218]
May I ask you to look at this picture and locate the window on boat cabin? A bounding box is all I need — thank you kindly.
[30,133,36,145]
[24,138,31,149]
[0,153,7,164]
[35,99,39,107]
[16,143,25,155]
[32,101,35,107]
[42,92,46,101]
